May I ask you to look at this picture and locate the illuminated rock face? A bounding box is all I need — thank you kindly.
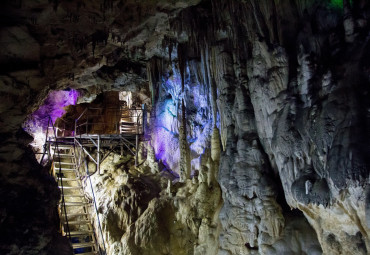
[84,152,222,255]
[23,89,79,147]
[152,64,217,177]
[1,0,370,254]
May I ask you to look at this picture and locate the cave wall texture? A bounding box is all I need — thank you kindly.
[1,0,370,254]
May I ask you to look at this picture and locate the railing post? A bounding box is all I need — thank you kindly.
[120,137,123,156]
[74,120,77,137]
[135,119,139,167]
[97,135,100,175]
[142,103,146,135]
[47,137,51,160]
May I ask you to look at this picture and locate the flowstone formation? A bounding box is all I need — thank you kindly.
[1,0,370,254]
[82,148,222,255]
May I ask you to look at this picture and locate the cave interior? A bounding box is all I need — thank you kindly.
[1,0,370,254]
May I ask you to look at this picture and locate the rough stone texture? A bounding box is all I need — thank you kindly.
[0,129,71,255]
[1,0,370,254]
[81,151,222,255]
[261,212,322,255]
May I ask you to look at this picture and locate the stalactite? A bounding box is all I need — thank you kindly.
[343,0,356,42]
[201,43,219,132]
[211,127,221,163]
[208,126,221,186]
[168,42,173,64]
[177,43,187,91]
[146,57,163,107]
[146,62,155,106]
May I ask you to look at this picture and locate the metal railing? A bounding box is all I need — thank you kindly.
[74,107,145,136]
[73,105,146,170]
[37,104,148,254]
[74,143,107,255]
[40,116,72,241]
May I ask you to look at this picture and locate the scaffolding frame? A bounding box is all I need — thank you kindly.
[44,104,147,174]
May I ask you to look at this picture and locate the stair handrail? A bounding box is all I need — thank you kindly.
[85,158,107,255]
[46,116,72,241]
[75,108,88,136]
[73,142,107,255]
[39,120,50,165]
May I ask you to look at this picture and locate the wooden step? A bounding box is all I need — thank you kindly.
[56,168,76,172]
[59,186,82,189]
[63,202,90,206]
[64,220,91,225]
[54,162,75,165]
[62,213,89,217]
[72,242,95,249]
[56,154,74,158]
[55,146,73,150]
[58,178,79,181]
[54,164,75,167]
[59,167,76,170]
[69,230,94,236]
[64,194,85,198]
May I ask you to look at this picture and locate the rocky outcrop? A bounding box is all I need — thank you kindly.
[161,1,369,254]
[82,150,222,255]
[0,129,71,255]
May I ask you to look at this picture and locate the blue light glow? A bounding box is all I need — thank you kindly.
[151,63,218,174]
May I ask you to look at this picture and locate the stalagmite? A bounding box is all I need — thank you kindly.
[179,99,191,182]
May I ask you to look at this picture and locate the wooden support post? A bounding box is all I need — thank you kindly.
[97,135,101,175]
[47,137,51,160]
[135,121,139,167]
[86,117,88,135]
[120,137,123,156]
[142,103,146,135]
[74,120,77,137]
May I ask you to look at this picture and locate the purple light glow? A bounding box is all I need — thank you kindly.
[24,89,79,137]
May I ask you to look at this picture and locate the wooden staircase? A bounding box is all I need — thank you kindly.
[53,145,100,255]
[120,107,143,135]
